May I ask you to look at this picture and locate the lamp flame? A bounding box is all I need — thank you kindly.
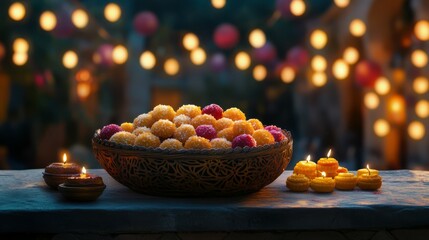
[82,167,87,175]
[62,153,67,164]
[327,149,332,158]
[321,172,326,178]
[306,155,311,162]
[366,164,370,175]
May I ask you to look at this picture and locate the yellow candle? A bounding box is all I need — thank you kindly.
[317,149,339,178]
[293,155,317,179]
[286,173,310,192]
[334,172,357,190]
[357,164,379,176]
[310,172,335,193]
[357,174,382,190]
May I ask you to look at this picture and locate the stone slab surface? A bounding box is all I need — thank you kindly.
[1,169,429,233]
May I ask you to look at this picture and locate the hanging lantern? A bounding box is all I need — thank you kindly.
[354,60,382,88]
[214,23,239,49]
[133,11,159,36]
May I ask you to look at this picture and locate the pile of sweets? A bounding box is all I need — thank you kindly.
[98,104,288,150]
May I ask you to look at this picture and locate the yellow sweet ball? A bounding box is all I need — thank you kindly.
[217,127,235,141]
[110,131,136,145]
[132,127,151,136]
[174,124,196,144]
[152,104,176,121]
[159,138,184,149]
[210,138,232,149]
[223,107,246,121]
[173,114,191,127]
[151,119,176,139]
[184,136,212,149]
[252,129,275,146]
[191,114,216,128]
[133,113,154,128]
[176,104,201,119]
[232,120,255,137]
[134,132,161,148]
[214,117,234,132]
[247,118,264,130]
[286,174,310,192]
[120,122,134,133]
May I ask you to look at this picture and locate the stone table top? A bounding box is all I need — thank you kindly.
[0,169,428,233]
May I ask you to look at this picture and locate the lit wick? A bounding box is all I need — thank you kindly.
[326,149,332,159]
[321,171,326,179]
[306,155,311,163]
[366,164,370,176]
[81,167,87,178]
[62,153,67,165]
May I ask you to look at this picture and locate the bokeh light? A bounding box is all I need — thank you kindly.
[311,72,327,87]
[334,0,350,8]
[62,51,78,69]
[364,92,380,109]
[13,38,29,53]
[75,69,91,82]
[290,0,306,17]
[104,3,121,22]
[190,47,206,65]
[415,100,429,118]
[235,51,251,70]
[12,52,28,66]
[253,65,267,81]
[164,58,180,76]
[349,19,366,37]
[411,49,428,68]
[343,47,359,64]
[408,121,425,140]
[183,33,199,51]
[280,66,295,83]
[310,29,328,50]
[249,29,266,48]
[71,9,89,29]
[374,119,390,137]
[413,76,429,94]
[112,45,128,64]
[414,20,429,41]
[374,77,391,95]
[311,55,327,72]
[77,82,91,99]
[332,59,349,80]
[9,2,26,21]
[140,51,156,69]
[40,11,57,31]
[211,0,226,9]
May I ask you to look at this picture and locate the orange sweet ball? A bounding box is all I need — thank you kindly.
[176,104,201,119]
[232,120,255,137]
[174,124,196,144]
[134,132,161,148]
[132,127,151,136]
[110,131,136,145]
[151,119,176,139]
[159,138,184,149]
[247,118,263,130]
[223,107,246,121]
[133,113,154,128]
[184,136,212,149]
[191,114,216,128]
[252,129,275,146]
[151,104,176,121]
[173,114,191,127]
[210,138,232,149]
[217,127,235,141]
[120,122,134,133]
[214,117,234,132]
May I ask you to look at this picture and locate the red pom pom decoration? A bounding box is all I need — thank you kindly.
[232,134,257,148]
[213,23,240,49]
[355,60,382,88]
[202,104,223,120]
[269,130,286,142]
[133,11,159,36]
[100,124,122,140]
[195,125,217,140]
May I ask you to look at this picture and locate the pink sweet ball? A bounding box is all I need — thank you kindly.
[264,125,282,132]
[100,124,122,140]
[232,134,257,148]
[195,125,217,140]
[269,130,286,142]
[202,104,223,120]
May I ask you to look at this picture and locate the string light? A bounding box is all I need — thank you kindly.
[190,47,206,65]
[164,58,180,76]
[12,52,27,66]
[235,51,251,70]
[374,77,391,95]
[311,72,327,87]
[140,51,156,69]
[332,59,349,80]
[183,33,199,51]
[414,20,429,41]
[8,2,26,21]
[104,3,121,22]
[364,92,379,109]
[415,100,429,118]
[40,11,57,31]
[248,29,266,48]
[310,29,328,49]
[71,9,89,29]
[290,0,306,17]
[13,38,29,53]
[411,49,428,68]
[112,45,128,64]
[408,121,425,140]
[253,65,267,81]
[349,19,366,37]
[62,51,78,69]
[374,119,390,137]
[343,47,359,64]
[280,66,295,83]
[333,0,349,8]
[311,55,327,72]
[211,0,226,9]
[413,77,429,94]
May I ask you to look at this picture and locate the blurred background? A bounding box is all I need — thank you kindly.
[0,0,428,170]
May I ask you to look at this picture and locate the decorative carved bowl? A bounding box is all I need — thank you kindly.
[92,131,293,197]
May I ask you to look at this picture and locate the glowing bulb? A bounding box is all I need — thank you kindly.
[249,29,266,48]
[71,9,89,29]
[190,47,206,65]
[164,58,180,76]
[364,92,379,109]
[62,51,78,69]
[104,3,121,22]
[77,82,91,99]
[9,2,26,21]
[343,47,359,64]
[334,0,349,8]
[211,0,226,9]
[332,59,349,80]
[13,38,29,53]
[290,0,306,17]
[312,72,327,87]
[62,153,67,163]
[414,20,429,41]
[413,76,429,94]
[39,11,57,31]
[12,52,27,66]
[253,65,267,81]
[415,100,429,118]
[374,77,391,95]
[235,51,251,70]
[112,45,128,64]
[374,119,390,137]
[411,49,428,68]
[310,29,328,49]
[183,33,199,51]
[311,55,327,72]
[349,19,366,37]
[408,121,425,140]
[280,66,295,83]
[140,51,156,69]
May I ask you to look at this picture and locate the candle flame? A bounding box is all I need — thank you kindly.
[306,155,311,162]
[62,153,67,164]
[366,164,370,175]
[321,171,326,178]
[327,149,332,158]
[82,166,87,175]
